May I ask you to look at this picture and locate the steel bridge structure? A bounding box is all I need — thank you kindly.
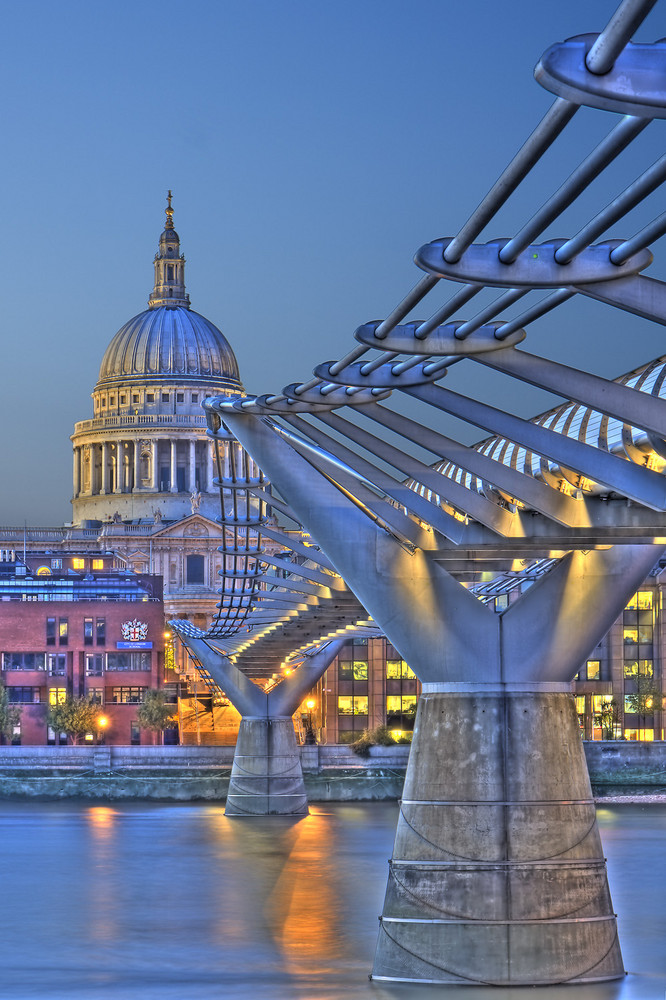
[174,0,666,986]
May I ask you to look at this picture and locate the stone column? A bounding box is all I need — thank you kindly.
[100,443,109,495]
[189,439,197,493]
[208,442,216,492]
[112,442,122,494]
[170,440,178,493]
[72,447,80,498]
[133,440,140,492]
[150,439,158,491]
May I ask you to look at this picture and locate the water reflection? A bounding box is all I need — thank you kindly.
[0,800,662,1000]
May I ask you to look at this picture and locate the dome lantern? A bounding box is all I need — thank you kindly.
[149,190,190,310]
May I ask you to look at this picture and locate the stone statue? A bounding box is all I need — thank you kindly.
[190,490,202,514]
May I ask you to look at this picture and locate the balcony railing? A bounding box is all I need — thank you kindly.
[73,414,207,433]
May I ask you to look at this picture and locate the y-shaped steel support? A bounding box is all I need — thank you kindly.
[222,411,664,985]
[183,635,344,816]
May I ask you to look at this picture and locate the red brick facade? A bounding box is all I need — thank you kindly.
[0,572,166,746]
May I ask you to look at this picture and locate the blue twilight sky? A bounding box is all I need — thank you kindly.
[1,0,665,525]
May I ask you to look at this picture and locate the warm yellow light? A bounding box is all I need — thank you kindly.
[163,631,172,639]
[306,699,316,710]
[97,715,109,729]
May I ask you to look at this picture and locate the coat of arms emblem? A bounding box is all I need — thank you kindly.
[121,620,148,642]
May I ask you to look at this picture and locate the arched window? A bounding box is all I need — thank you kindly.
[186,555,205,585]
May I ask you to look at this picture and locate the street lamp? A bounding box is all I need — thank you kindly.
[97,715,109,746]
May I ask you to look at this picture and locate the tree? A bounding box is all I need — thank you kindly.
[0,686,22,744]
[625,675,663,739]
[47,696,102,745]
[594,698,619,741]
[136,689,177,740]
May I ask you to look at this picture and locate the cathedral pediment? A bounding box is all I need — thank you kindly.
[150,514,222,540]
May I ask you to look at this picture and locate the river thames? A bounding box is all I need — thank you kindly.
[0,800,664,1000]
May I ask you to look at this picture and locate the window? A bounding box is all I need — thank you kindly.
[130,721,141,745]
[176,392,184,403]
[109,396,115,405]
[386,659,416,679]
[59,618,68,646]
[146,393,154,403]
[96,618,106,645]
[51,558,62,570]
[337,695,368,715]
[48,654,66,676]
[72,558,85,570]
[161,393,169,403]
[120,395,126,405]
[186,555,205,585]
[48,688,67,705]
[191,393,198,403]
[339,658,368,680]
[624,660,653,678]
[84,618,94,645]
[106,652,150,672]
[133,394,139,404]
[2,653,46,671]
[111,687,146,704]
[7,687,41,703]
[386,694,418,727]
[88,687,103,705]
[85,654,104,676]
[626,591,653,610]
[92,559,103,570]
[585,660,601,681]
[624,728,654,741]
[46,618,56,646]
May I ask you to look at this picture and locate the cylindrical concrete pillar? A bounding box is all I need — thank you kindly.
[372,683,624,986]
[225,716,308,816]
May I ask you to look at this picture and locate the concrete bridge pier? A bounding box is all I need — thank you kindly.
[178,634,344,816]
[219,410,663,983]
[372,682,622,985]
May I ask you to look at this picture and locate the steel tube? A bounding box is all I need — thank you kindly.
[414,284,482,339]
[585,0,658,74]
[610,209,666,263]
[499,116,649,264]
[556,154,666,263]
[443,99,578,264]
[454,288,528,340]
[494,288,574,339]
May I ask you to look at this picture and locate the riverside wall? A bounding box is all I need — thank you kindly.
[0,742,664,801]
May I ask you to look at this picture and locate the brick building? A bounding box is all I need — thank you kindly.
[0,551,168,746]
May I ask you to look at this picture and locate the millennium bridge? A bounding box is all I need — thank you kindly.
[172,0,666,986]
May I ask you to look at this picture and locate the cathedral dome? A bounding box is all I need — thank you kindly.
[95,191,242,391]
[97,305,241,388]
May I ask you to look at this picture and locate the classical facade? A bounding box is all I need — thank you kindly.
[71,193,242,526]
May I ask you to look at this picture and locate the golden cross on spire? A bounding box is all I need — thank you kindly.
[165,190,174,229]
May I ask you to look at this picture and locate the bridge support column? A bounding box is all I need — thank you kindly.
[226,716,308,816]
[176,632,344,816]
[372,683,623,986]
